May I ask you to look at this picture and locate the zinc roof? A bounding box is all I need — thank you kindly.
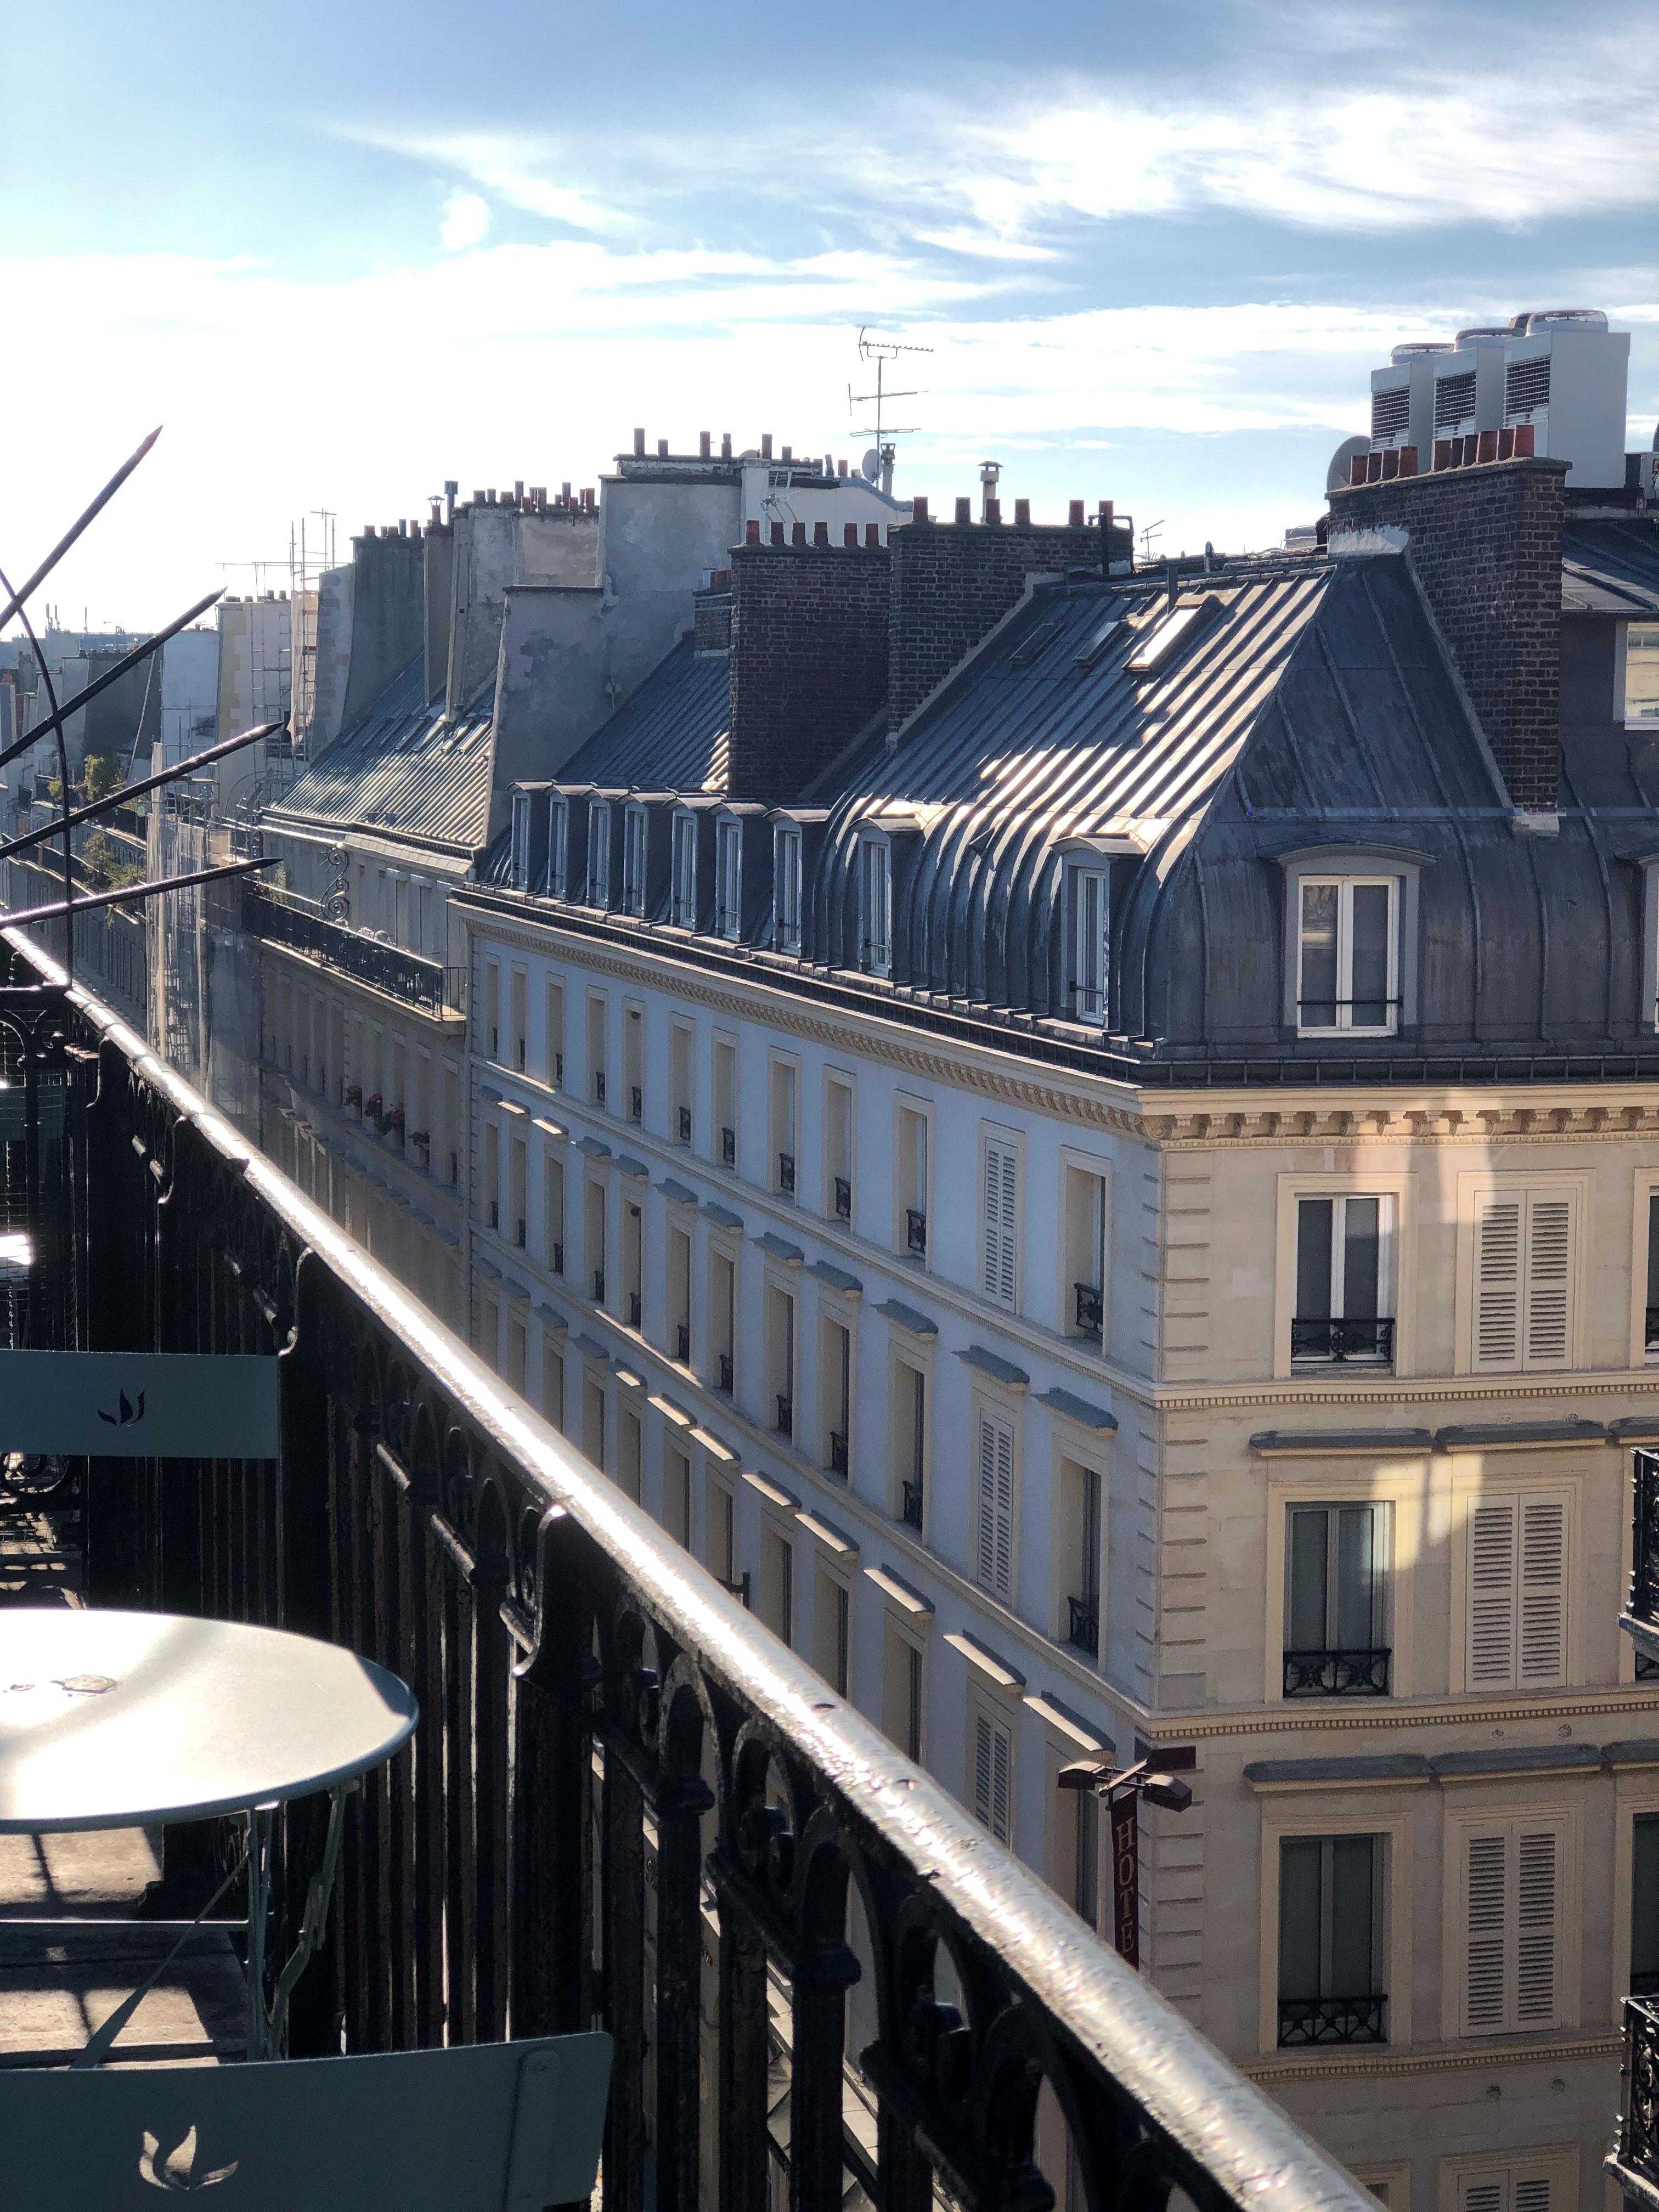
[1562,518,1659,616]
[557,635,730,796]
[268,659,495,856]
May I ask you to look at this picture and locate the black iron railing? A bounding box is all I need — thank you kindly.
[906,1208,927,1259]
[721,1125,736,1168]
[901,1479,924,1531]
[1613,1995,1659,2199]
[1074,1283,1103,1339]
[834,1175,851,1221]
[1290,1316,1394,1363]
[1634,1450,1659,1630]
[1283,1649,1391,1698]
[1277,1997,1386,2049]
[676,1322,691,1364]
[776,1393,793,1438]
[828,1431,848,1478]
[778,1152,795,1197]
[678,1106,692,1144]
[1068,1596,1100,1657]
[716,1350,733,1393]
[2,932,1378,2212]
[244,884,461,1020]
[628,1291,642,1329]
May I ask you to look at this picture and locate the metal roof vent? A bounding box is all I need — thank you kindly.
[1521,308,1608,334]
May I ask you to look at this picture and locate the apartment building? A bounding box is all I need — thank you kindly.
[448,327,1659,2205]
[250,442,905,1331]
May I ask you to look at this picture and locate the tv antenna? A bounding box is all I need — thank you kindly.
[849,328,930,495]
[1138,518,1164,561]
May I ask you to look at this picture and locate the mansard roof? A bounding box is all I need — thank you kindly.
[556,634,730,796]
[1561,517,1659,617]
[268,661,495,856]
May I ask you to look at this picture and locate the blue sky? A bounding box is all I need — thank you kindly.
[3,0,1656,628]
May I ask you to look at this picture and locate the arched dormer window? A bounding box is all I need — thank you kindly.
[510,790,531,893]
[586,800,612,909]
[774,824,803,953]
[549,798,569,899]
[857,834,892,977]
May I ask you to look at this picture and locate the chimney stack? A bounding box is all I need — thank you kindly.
[727,529,890,801]
[634,428,646,458]
[699,431,712,459]
[721,433,732,459]
[761,433,773,460]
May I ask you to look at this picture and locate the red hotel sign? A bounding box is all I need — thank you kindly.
[1109,1787,1139,1966]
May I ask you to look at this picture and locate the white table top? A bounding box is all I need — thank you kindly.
[0,1610,418,1831]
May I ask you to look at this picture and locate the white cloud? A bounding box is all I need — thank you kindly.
[439,190,490,251]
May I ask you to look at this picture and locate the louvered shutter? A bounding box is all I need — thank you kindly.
[973,1711,993,1827]
[982,1139,1018,1310]
[1460,2186,1504,2212]
[1514,1829,1558,2026]
[977,1410,1014,1601]
[1464,1831,1508,2033]
[1473,1196,1522,1369]
[1516,1500,1567,1685]
[1523,1196,1573,1367]
[1467,1503,1517,1689]
[972,1706,1013,1844]
[1513,2178,1551,2212]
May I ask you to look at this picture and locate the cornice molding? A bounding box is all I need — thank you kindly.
[1242,2031,1621,2086]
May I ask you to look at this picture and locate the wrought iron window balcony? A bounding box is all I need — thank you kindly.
[1068,1595,1099,1657]
[776,1394,794,1438]
[778,1152,796,1197]
[551,1240,564,1275]
[516,1040,528,1072]
[515,1218,527,1249]
[488,1200,500,1231]
[1290,1316,1394,1363]
[906,1207,927,1258]
[3,933,1378,2212]
[1648,1305,1659,1355]
[716,1351,733,1393]
[628,1291,642,1329]
[554,1051,565,1088]
[1282,1647,1391,1697]
[1632,1449,1659,1651]
[721,1125,736,1169]
[1276,1996,1387,2049]
[678,1105,692,1144]
[592,1269,605,1304]
[1074,1283,1103,1339]
[676,1323,691,1364]
[242,884,463,1022]
[901,1479,924,1531]
[834,1175,851,1221]
[828,1431,848,1478]
[1614,1995,1659,2202]
[630,1086,642,1124]
[594,1072,607,1106]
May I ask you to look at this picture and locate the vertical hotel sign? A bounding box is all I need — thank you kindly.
[1109,1786,1139,1966]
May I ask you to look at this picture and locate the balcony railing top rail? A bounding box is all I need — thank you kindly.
[7,929,1375,2212]
[244,882,463,1021]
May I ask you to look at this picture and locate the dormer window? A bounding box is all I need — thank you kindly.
[774,825,802,953]
[1068,864,1108,1024]
[510,791,531,893]
[549,799,568,899]
[859,836,891,977]
[716,817,743,940]
[671,810,697,928]
[623,805,647,917]
[587,802,612,909]
[1296,877,1398,1035]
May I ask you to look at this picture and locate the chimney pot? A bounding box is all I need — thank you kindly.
[1099,500,1114,524]
[761,433,773,460]
[657,438,669,458]
[1398,447,1418,477]
[561,482,572,504]
[866,524,880,548]
[1515,424,1535,457]
[1380,449,1400,481]
[634,428,646,457]
[771,522,785,545]
[1352,454,1370,485]
[955,497,972,525]
[985,497,1002,525]
[472,489,486,505]
[1497,427,1516,460]
[411,520,422,540]
[488,487,498,504]
[431,501,443,526]
[814,521,830,546]
[514,480,524,501]
[912,495,929,522]
[793,522,808,546]
[444,478,458,497]
[844,522,859,546]
[746,519,761,544]
[782,445,793,464]
[722,433,733,459]
[838,458,848,478]
[1068,500,1085,526]
[699,431,712,459]
[1477,430,1499,464]
[1014,498,1030,525]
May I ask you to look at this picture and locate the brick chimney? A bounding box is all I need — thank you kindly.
[885,509,1130,734]
[1328,455,1568,809]
[727,539,890,801]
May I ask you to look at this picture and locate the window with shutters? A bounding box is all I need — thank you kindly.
[1465,1183,1580,1373]
[981,1132,1021,1312]
[1449,2155,1574,2212]
[1456,1816,1568,2036]
[970,1697,1015,1846]
[975,1407,1017,1604]
[1464,1491,1569,1691]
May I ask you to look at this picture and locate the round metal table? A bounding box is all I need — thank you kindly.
[0,1609,418,2063]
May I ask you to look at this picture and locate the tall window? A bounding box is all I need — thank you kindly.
[1277,1835,1385,2046]
[981,1135,1019,1311]
[972,1703,1014,1845]
[510,790,531,892]
[671,811,697,928]
[1069,865,1108,1024]
[1294,1196,1393,1364]
[895,1361,926,1529]
[716,817,743,940]
[1296,877,1398,1035]
[548,799,568,899]
[1074,1789,1099,1928]
[1633,1815,1659,1997]
[1466,1492,1568,1691]
[1646,1192,1659,1357]
[976,1408,1015,1603]
[775,825,803,953]
[1459,1818,1564,2035]
[1471,1187,1575,1372]
[1284,1504,1389,1696]
[622,806,647,917]
[859,838,891,975]
[586,802,611,909]
[1063,1459,1102,1657]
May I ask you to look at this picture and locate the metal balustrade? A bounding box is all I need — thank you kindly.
[1633,1449,1659,1637]
[1276,1997,1386,2049]
[1282,1648,1391,1698]
[1289,1316,1394,1364]
[0,933,1376,2212]
[242,884,461,1021]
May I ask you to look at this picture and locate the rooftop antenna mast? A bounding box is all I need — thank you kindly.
[850,328,930,496]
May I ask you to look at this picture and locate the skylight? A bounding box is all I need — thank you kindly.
[1074,618,1123,669]
[1009,620,1060,670]
[1126,602,1212,677]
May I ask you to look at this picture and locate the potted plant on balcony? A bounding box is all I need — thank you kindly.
[409,1128,431,1169]
[345,1083,363,1113]
[364,1092,383,1132]
[387,1106,405,1147]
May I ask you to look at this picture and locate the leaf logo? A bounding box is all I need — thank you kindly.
[97,1388,146,1427]
[139,2125,239,2191]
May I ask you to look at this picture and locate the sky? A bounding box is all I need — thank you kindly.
[2,0,1657,631]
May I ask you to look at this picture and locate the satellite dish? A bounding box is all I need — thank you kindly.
[861,449,881,483]
[1327,435,1369,495]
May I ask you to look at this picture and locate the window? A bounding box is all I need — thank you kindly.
[622,1201,643,1329]
[765,1528,794,1646]
[671,810,697,928]
[1294,1196,1394,1364]
[583,1374,606,1469]
[822,1317,851,1477]
[859,837,891,975]
[586,995,607,1109]
[972,1702,1014,1844]
[1470,1187,1576,1372]
[1459,1818,1565,2035]
[1068,865,1108,1024]
[1062,1458,1101,1657]
[1126,600,1212,677]
[541,1340,565,1432]
[1633,1815,1659,1996]
[510,968,527,1071]
[981,1134,1019,1312]
[483,1119,500,1232]
[1626,624,1659,726]
[549,799,568,898]
[895,1361,926,1530]
[623,1005,643,1124]
[898,1104,928,1261]
[976,1408,1015,1603]
[506,1314,527,1395]
[546,979,565,1088]
[1073,1786,1099,1927]
[1296,877,1398,1035]
[1064,1164,1107,1342]
[1284,1504,1390,1696]
[585,1181,606,1306]
[484,960,501,1062]
[826,1076,853,1222]
[1465,1492,1568,1691]
[618,1406,642,1503]
[544,1152,566,1273]
[1277,1835,1385,2046]
[668,1227,692,1365]
[665,1443,692,1545]
[770,1058,797,1197]
[716,816,743,939]
[586,802,611,908]
[622,805,647,916]
[510,790,531,892]
[775,824,803,953]
[509,1135,527,1248]
[816,1570,850,1695]
[884,1624,924,1759]
[767,1285,796,1438]
[713,1035,737,1170]
[710,1250,736,1393]
[670,1022,693,1146]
